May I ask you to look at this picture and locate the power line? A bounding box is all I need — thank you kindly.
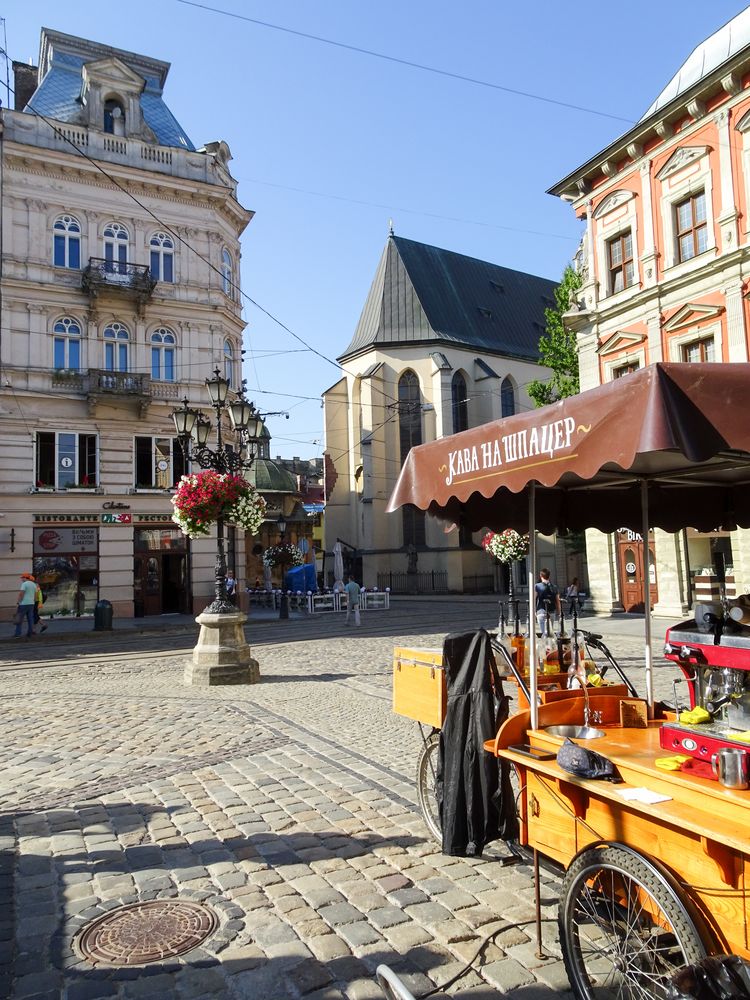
[8,85,344,376]
[176,0,635,125]
[240,175,579,243]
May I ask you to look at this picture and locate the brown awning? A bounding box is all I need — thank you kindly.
[387,363,750,534]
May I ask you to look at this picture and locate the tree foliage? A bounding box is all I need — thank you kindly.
[527,265,583,407]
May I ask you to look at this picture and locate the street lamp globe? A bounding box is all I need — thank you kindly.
[172,397,198,438]
[206,369,230,407]
[277,512,287,537]
[192,412,211,448]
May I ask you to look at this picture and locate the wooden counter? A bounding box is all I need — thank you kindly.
[487,705,750,957]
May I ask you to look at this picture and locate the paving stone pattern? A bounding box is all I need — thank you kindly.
[0,608,682,998]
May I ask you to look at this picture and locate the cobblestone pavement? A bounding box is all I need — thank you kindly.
[0,602,684,1000]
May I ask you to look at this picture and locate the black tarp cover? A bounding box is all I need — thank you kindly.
[437,629,518,856]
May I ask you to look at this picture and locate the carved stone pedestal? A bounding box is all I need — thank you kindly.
[184,610,260,686]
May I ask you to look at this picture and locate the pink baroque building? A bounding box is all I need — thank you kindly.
[549,8,750,615]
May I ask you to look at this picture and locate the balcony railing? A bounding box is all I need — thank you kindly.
[82,257,156,305]
[87,369,151,417]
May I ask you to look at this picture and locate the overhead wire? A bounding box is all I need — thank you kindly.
[176,0,635,125]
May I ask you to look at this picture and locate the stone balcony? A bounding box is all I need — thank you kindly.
[82,258,156,314]
[86,369,151,417]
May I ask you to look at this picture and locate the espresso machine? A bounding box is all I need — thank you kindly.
[662,608,750,759]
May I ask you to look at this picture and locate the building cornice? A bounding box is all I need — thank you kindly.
[3,147,252,232]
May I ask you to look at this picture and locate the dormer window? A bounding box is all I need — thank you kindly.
[104,98,125,136]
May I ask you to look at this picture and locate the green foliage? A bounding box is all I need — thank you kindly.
[527,265,583,407]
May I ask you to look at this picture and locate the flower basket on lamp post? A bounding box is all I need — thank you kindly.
[171,370,268,686]
[482,529,530,626]
[264,516,304,619]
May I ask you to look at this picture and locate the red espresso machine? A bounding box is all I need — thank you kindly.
[662,609,750,759]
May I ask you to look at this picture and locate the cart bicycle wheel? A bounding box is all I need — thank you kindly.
[416,731,442,843]
[559,845,707,1000]
[415,732,522,850]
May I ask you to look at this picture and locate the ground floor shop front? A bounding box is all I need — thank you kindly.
[585,525,750,616]
[1,500,246,621]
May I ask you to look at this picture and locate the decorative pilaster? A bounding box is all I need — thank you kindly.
[714,108,739,251]
[639,160,658,288]
[584,528,621,612]
[725,282,748,361]
[646,312,663,363]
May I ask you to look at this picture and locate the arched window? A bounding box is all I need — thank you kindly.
[53,317,81,371]
[53,215,81,269]
[221,248,234,298]
[501,376,516,417]
[103,98,125,135]
[103,222,129,275]
[223,339,235,386]
[398,370,425,547]
[451,371,468,433]
[149,232,174,283]
[151,328,176,381]
[103,322,130,372]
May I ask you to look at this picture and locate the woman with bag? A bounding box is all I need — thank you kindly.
[565,577,580,615]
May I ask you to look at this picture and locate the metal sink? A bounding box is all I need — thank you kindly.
[544,724,605,740]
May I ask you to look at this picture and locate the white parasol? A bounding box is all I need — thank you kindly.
[333,540,344,584]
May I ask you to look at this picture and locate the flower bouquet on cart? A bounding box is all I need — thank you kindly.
[262,542,305,570]
[171,471,267,539]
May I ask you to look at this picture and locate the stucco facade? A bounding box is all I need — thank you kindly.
[550,9,750,614]
[0,29,252,619]
[323,235,577,592]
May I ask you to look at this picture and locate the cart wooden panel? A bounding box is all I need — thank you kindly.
[490,709,750,957]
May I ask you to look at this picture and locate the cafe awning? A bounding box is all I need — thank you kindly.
[387,363,750,535]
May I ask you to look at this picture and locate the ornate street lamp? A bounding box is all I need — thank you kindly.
[277,513,289,620]
[171,370,265,616]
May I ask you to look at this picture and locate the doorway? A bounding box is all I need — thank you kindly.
[616,529,658,613]
[133,527,189,616]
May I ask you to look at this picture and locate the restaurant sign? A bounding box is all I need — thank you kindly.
[33,527,98,554]
[443,416,583,487]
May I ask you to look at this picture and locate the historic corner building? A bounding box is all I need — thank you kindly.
[0,28,252,618]
[322,233,587,593]
[549,7,750,616]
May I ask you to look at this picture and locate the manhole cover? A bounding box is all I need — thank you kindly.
[76,900,218,966]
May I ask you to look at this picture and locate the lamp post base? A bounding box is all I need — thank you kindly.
[184,609,260,686]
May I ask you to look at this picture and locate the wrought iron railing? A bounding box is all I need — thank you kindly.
[82,257,156,297]
[377,570,449,594]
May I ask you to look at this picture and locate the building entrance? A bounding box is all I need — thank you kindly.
[616,529,658,613]
[133,527,189,616]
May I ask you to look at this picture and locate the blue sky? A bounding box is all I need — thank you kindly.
[5,1,748,458]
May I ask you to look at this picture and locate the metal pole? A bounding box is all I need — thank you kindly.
[641,480,654,712]
[528,483,538,731]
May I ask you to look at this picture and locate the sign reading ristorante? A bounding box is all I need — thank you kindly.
[33,514,172,525]
[443,415,582,487]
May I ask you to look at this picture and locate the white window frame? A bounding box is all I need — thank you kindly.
[594,193,640,303]
[133,435,187,490]
[53,214,82,269]
[602,347,646,383]
[734,110,750,242]
[223,339,235,387]
[150,328,177,382]
[35,430,98,489]
[659,152,715,274]
[103,322,130,372]
[149,231,175,283]
[103,222,129,273]
[221,247,235,299]
[53,317,82,371]
[668,322,722,363]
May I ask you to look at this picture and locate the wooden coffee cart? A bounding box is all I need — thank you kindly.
[388,364,750,999]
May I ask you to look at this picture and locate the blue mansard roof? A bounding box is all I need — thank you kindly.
[25,29,195,151]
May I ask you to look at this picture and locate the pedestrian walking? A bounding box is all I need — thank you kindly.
[14,573,37,639]
[565,577,580,615]
[225,570,237,605]
[534,567,561,635]
[344,573,361,626]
